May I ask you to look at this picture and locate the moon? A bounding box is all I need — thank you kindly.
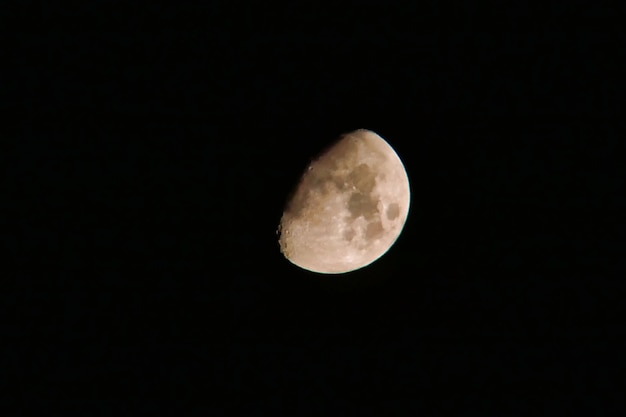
[277,129,410,274]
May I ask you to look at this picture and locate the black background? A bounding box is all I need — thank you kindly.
[3,1,626,415]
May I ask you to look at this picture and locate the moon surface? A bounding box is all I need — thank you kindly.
[278,129,410,274]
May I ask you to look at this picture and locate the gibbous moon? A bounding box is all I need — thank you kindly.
[278,129,410,274]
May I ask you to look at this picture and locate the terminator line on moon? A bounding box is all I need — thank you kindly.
[277,129,411,274]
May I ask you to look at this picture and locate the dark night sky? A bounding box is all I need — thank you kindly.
[3,1,626,415]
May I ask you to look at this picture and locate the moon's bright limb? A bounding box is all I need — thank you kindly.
[278,129,410,274]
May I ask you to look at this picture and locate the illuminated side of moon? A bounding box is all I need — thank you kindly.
[277,129,411,274]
